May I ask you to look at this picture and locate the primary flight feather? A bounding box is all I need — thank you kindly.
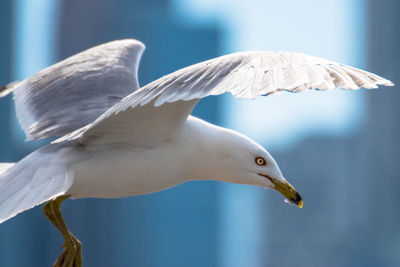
[0,39,393,265]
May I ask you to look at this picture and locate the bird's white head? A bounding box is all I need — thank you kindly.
[193,123,303,208]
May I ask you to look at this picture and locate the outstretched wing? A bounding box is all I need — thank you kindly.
[58,50,393,145]
[0,39,145,140]
[120,51,393,108]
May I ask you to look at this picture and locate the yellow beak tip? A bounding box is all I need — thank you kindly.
[298,200,303,209]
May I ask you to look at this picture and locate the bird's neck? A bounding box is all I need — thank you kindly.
[181,116,242,183]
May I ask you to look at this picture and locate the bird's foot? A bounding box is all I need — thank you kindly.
[52,249,68,267]
[52,233,82,267]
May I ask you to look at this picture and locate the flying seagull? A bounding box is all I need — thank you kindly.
[0,39,393,266]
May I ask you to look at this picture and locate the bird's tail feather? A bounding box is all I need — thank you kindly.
[0,148,74,224]
[0,81,18,97]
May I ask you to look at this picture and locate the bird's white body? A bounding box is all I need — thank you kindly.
[67,117,198,199]
[68,142,187,198]
[68,115,276,199]
[0,39,393,224]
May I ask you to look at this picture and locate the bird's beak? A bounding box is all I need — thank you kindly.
[259,174,303,208]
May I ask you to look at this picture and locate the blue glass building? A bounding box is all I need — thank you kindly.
[0,0,399,266]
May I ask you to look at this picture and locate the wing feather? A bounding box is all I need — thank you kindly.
[58,50,393,145]
[1,39,145,141]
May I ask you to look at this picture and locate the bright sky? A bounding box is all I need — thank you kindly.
[13,0,58,79]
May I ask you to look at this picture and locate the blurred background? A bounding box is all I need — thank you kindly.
[0,0,399,266]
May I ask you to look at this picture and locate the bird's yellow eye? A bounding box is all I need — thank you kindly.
[255,156,266,166]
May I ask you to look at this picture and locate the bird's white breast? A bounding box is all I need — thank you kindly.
[67,142,189,199]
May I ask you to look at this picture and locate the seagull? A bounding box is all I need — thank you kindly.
[0,39,393,266]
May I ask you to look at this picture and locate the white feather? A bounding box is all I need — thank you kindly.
[0,146,74,223]
[2,39,145,140]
